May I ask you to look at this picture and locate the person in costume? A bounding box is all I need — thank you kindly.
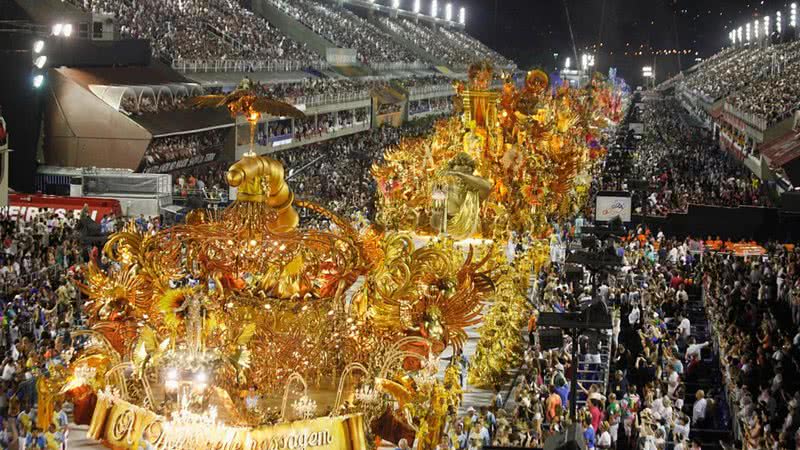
[430,152,492,239]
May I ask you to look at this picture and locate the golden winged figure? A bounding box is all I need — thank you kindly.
[190,78,306,155]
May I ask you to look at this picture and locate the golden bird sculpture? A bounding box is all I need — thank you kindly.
[190,78,306,156]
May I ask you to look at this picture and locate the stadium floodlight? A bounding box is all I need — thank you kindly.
[755,20,760,38]
[445,3,452,21]
[581,53,588,70]
[565,57,571,69]
[52,23,63,36]
[393,0,400,9]
[765,16,770,36]
[33,40,44,53]
[746,22,751,42]
[459,6,465,24]
[63,23,73,37]
[413,0,420,13]
[738,26,743,43]
[32,74,44,88]
[431,0,437,17]
[33,55,47,69]
[588,54,595,67]
[777,11,782,34]
[792,3,797,28]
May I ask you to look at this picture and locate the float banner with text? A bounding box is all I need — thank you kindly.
[88,393,367,450]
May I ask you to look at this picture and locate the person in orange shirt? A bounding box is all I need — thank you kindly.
[528,311,538,347]
[546,384,563,423]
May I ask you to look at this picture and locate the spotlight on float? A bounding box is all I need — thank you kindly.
[459,6,465,25]
[445,3,452,21]
[33,55,47,69]
[431,0,437,17]
[32,74,44,89]
[33,40,44,54]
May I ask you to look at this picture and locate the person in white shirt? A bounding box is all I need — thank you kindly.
[1,358,15,381]
[677,314,691,339]
[628,304,640,326]
[692,390,707,426]
[597,422,612,449]
[685,338,709,362]
[667,365,681,396]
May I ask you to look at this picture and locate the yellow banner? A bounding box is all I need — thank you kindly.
[88,394,367,450]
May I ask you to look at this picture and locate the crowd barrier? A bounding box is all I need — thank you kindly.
[630,203,800,241]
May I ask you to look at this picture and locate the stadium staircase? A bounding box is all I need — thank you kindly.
[249,0,335,59]
[681,287,733,450]
[249,0,376,78]
[369,16,446,68]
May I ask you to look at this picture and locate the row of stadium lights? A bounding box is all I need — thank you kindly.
[728,3,796,45]
[370,0,466,24]
[31,22,74,88]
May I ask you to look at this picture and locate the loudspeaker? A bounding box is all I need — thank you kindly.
[565,264,584,285]
[543,424,586,450]
[538,328,564,350]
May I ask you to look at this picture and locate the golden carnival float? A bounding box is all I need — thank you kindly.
[53,65,622,449]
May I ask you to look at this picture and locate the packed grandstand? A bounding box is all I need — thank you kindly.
[2,1,800,450]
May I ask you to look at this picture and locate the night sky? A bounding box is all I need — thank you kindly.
[449,0,797,84]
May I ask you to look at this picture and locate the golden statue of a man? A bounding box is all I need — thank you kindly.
[430,152,492,239]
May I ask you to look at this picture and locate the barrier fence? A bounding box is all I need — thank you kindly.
[171,58,330,73]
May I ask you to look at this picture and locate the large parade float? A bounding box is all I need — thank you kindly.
[47,64,624,449]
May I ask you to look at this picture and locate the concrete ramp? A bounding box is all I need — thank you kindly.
[250,0,333,58]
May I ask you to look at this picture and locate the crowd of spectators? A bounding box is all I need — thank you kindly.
[682,40,800,125]
[262,77,375,105]
[409,96,453,115]
[726,42,800,125]
[626,98,773,215]
[0,210,89,449]
[705,246,800,449]
[84,0,319,63]
[142,129,227,171]
[267,0,420,64]
[257,108,371,145]
[440,223,713,450]
[381,17,512,68]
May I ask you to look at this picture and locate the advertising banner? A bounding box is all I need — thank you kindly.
[595,192,632,222]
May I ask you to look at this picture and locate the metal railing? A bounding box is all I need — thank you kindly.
[367,61,428,71]
[723,102,768,131]
[407,84,456,97]
[278,90,370,108]
[171,58,330,73]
